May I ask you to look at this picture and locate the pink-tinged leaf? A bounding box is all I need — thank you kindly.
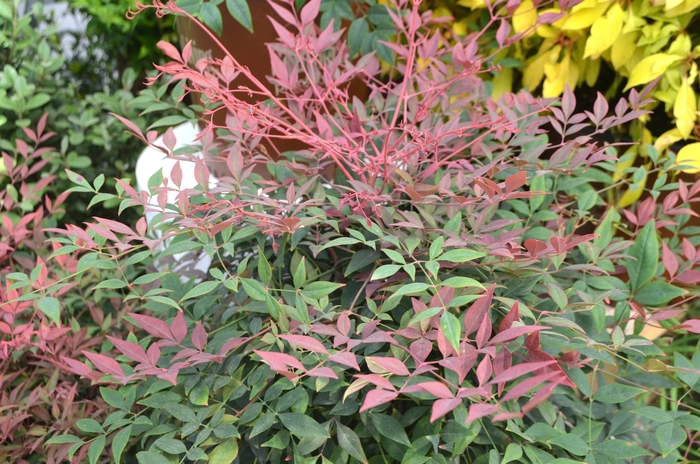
[171,311,187,344]
[464,284,495,336]
[157,40,182,62]
[492,412,523,422]
[307,367,338,379]
[82,351,124,376]
[505,171,527,194]
[106,336,148,364]
[676,270,700,285]
[366,357,410,376]
[414,381,454,399]
[269,50,289,88]
[431,398,462,422]
[500,372,562,402]
[218,337,245,356]
[300,0,321,26]
[354,374,396,391]
[661,242,679,278]
[93,217,135,236]
[410,338,432,363]
[194,159,210,190]
[311,324,342,337]
[521,382,558,413]
[525,331,540,352]
[328,352,360,370]
[362,331,397,345]
[359,389,399,412]
[499,301,519,332]
[682,238,697,262]
[254,350,305,371]
[496,20,511,47]
[488,361,557,385]
[192,322,207,350]
[466,403,498,423]
[279,334,329,354]
[438,354,477,384]
[475,315,491,349]
[488,325,547,345]
[158,363,185,386]
[171,161,183,189]
[493,348,512,395]
[129,313,174,342]
[110,113,144,139]
[59,356,93,377]
[147,343,161,365]
[337,311,351,336]
[476,356,492,386]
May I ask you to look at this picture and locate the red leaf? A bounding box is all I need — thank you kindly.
[218,337,245,357]
[254,350,305,371]
[93,217,135,236]
[438,352,477,384]
[488,325,547,345]
[328,352,360,370]
[524,238,547,258]
[107,336,148,364]
[129,313,174,342]
[111,113,145,140]
[466,403,498,423]
[521,382,558,413]
[505,171,527,194]
[300,0,321,26]
[414,381,454,399]
[488,361,557,385]
[492,411,523,422]
[499,301,519,332]
[147,343,161,365]
[337,311,351,336]
[82,351,124,376]
[354,374,396,391]
[279,334,328,354]
[493,348,512,395]
[476,356,492,386]
[475,315,491,349]
[59,356,93,377]
[366,356,410,376]
[359,389,398,413]
[682,238,697,262]
[157,40,182,62]
[676,270,700,285]
[192,322,207,350]
[409,338,432,363]
[500,372,562,402]
[171,311,187,344]
[464,284,495,336]
[307,367,338,379]
[430,398,462,422]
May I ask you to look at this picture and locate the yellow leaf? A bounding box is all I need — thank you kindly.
[543,52,577,98]
[654,128,683,152]
[674,77,697,139]
[666,0,685,9]
[536,25,558,39]
[453,20,467,37]
[618,172,647,208]
[456,0,486,8]
[491,67,513,101]
[665,0,700,17]
[524,46,559,91]
[668,33,692,56]
[561,2,609,31]
[676,143,700,173]
[611,32,639,71]
[585,57,600,87]
[624,53,683,91]
[583,3,624,59]
[613,147,637,183]
[433,7,452,18]
[513,0,538,35]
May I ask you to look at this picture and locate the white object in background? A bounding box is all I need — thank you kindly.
[135,122,216,279]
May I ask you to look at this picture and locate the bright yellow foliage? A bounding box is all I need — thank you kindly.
[512,0,538,35]
[673,77,697,138]
[624,54,683,91]
[676,143,700,173]
[583,3,624,59]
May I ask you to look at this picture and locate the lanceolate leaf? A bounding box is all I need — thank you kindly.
[336,423,367,462]
[626,220,658,292]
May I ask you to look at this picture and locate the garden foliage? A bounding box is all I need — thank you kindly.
[9,0,697,463]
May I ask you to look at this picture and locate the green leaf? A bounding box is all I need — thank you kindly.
[164,403,198,423]
[112,426,131,463]
[634,281,685,306]
[319,237,361,251]
[592,384,644,404]
[548,434,589,456]
[438,249,485,263]
[592,440,652,458]
[278,413,329,438]
[46,434,83,445]
[226,0,253,33]
[209,438,239,464]
[138,392,182,408]
[155,437,188,454]
[383,249,406,264]
[88,435,105,464]
[301,281,344,299]
[337,422,367,462]
[676,414,700,430]
[348,18,368,56]
[626,220,658,292]
[371,414,411,447]
[632,406,672,423]
[181,281,219,302]
[26,93,50,110]
[345,249,380,275]
[94,279,128,290]
[0,3,13,20]
[258,248,273,285]
[391,282,430,299]
[137,451,170,464]
[371,265,402,280]
[656,422,686,457]
[502,443,523,464]
[76,419,104,434]
[189,382,209,406]
[441,277,485,289]
[241,278,267,301]
[200,2,223,35]
[38,297,61,325]
[100,388,127,410]
[250,413,276,438]
[147,115,189,130]
[440,311,461,353]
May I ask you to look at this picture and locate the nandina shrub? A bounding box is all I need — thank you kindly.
[39,0,700,462]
